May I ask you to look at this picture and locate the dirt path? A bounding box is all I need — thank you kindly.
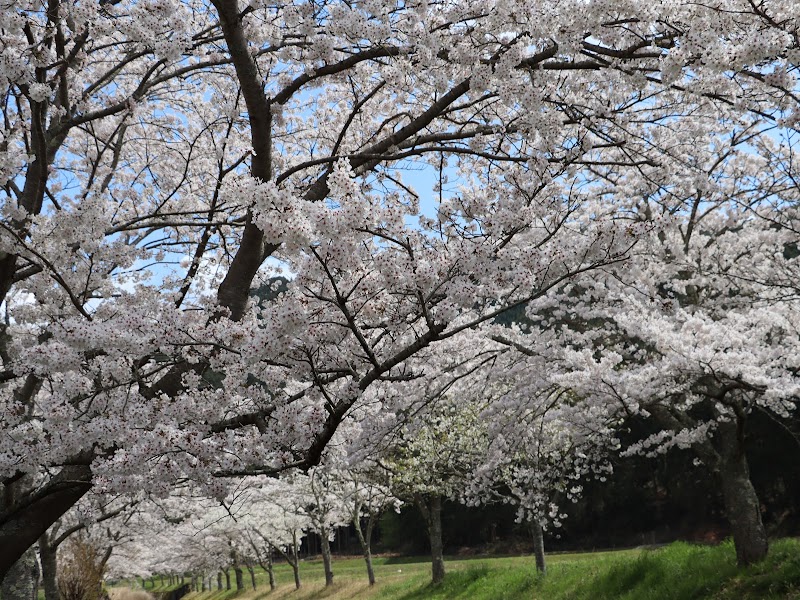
[109,588,155,600]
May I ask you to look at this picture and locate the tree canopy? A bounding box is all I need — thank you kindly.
[1,0,799,576]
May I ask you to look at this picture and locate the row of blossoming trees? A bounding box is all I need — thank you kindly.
[50,409,600,592]
[2,0,800,593]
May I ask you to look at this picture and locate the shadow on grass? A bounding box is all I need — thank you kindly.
[389,565,491,600]
[379,554,521,566]
[547,539,800,600]
[384,540,800,600]
[152,539,800,600]
[383,564,540,600]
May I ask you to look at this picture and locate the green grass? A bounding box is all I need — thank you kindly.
[119,538,800,600]
[532,539,800,600]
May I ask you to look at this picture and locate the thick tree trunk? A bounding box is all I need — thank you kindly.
[39,533,59,600]
[651,401,769,566]
[530,520,546,575]
[717,420,769,565]
[320,533,334,586]
[216,572,222,591]
[0,461,92,579]
[223,568,230,590]
[234,566,243,591]
[1,547,37,600]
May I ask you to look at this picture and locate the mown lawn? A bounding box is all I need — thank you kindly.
[129,538,800,600]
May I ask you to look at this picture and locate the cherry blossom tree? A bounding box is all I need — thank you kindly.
[465,380,616,575]
[379,395,485,584]
[527,115,800,565]
[2,0,800,579]
[105,488,252,589]
[324,333,496,583]
[104,495,203,584]
[326,463,398,586]
[302,466,351,587]
[235,477,311,590]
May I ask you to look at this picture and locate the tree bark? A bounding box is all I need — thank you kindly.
[530,520,546,575]
[291,562,301,590]
[266,547,275,591]
[428,496,445,585]
[32,556,39,600]
[362,544,375,587]
[651,401,769,566]
[216,572,222,591]
[1,547,37,600]
[39,533,59,600]
[416,494,445,584]
[0,461,92,578]
[209,0,276,322]
[717,419,769,565]
[353,516,375,585]
[292,534,302,589]
[234,566,243,591]
[320,532,334,586]
[246,566,256,590]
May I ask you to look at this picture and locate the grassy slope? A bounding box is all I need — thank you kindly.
[156,539,800,600]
